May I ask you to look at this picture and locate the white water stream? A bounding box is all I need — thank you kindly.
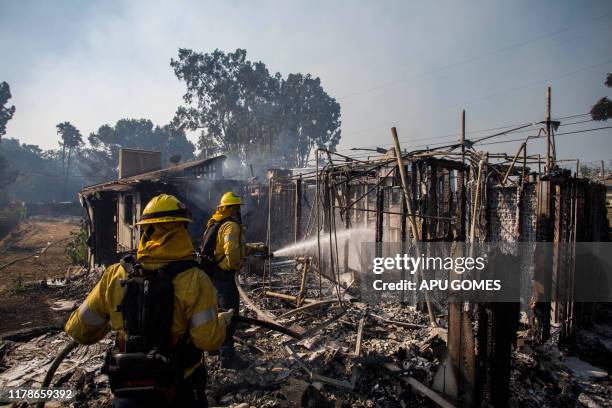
[273,227,374,257]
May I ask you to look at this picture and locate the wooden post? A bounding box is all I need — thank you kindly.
[316,151,322,297]
[343,182,351,274]
[523,143,527,183]
[538,154,542,175]
[375,183,384,249]
[461,110,466,164]
[295,176,302,245]
[470,160,484,242]
[296,259,310,307]
[532,179,553,344]
[391,127,437,328]
[400,194,408,304]
[267,176,273,290]
[546,86,552,173]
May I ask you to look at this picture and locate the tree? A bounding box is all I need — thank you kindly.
[277,73,341,167]
[56,122,83,177]
[0,154,18,203]
[171,48,341,170]
[1,138,82,202]
[0,81,16,204]
[171,49,278,163]
[80,118,195,182]
[0,82,16,141]
[590,73,612,121]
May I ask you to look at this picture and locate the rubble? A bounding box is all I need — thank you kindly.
[0,253,611,407]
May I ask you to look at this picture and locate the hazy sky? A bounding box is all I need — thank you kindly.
[1,0,611,164]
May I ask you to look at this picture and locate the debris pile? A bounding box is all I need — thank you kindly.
[1,236,611,408]
[1,259,611,407]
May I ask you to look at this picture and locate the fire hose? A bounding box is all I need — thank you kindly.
[37,315,299,407]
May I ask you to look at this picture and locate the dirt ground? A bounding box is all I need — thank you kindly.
[0,217,82,335]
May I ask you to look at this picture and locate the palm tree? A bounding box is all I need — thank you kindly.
[56,122,83,178]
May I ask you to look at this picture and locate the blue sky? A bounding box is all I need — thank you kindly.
[1,0,611,164]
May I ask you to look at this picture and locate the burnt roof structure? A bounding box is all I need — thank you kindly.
[78,155,240,267]
[79,155,227,196]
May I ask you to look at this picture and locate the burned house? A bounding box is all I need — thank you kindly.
[73,116,610,407]
[244,139,610,406]
[79,149,242,267]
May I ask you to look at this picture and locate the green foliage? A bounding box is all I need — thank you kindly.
[591,97,612,122]
[277,73,341,167]
[81,119,195,182]
[0,81,16,141]
[57,122,83,148]
[0,81,17,203]
[591,73,612,122]
[11,274,26,294]
[0,153,18,204]
[57,121,83,178]
[0,203,22,238]
[66,222,88,266]
[171,48,341,171]
[1,138,82,202]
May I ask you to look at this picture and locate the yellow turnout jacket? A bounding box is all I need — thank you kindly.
[65,222,226,355]
[207,207,245,272]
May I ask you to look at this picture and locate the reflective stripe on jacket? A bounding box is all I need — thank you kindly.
[64,263,226,352]
[214,220,244,271]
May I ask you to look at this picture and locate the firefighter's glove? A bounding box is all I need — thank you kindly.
[218,309,235,326]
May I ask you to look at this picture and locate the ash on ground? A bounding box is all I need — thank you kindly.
[1,260,611,407]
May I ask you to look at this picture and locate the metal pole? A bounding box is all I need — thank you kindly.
[546,86,551,174]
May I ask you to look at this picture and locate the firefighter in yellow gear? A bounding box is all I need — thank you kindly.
[199,191,267,369]
[65,194,230,407]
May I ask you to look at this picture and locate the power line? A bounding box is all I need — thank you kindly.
[338,113,594,153]
[340,55,611,139]
[338,120,606,158]
[339,10,612,100]
[332,124,611,163]
[477,125,612,147]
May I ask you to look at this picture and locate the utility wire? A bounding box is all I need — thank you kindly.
[339,10,612,100]
[337,113,593,153]
[340,55,611,139]
[340,114,597,155]
[476,125,612,147]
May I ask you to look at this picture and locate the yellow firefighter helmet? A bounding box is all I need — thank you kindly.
[218,191,243,208]
[135,194,193,225]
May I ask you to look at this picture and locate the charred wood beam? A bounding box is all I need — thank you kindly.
[264,290,316,305]
[277,299,339,319]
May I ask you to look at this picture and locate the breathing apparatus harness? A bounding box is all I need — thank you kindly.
[101,255,201,399]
